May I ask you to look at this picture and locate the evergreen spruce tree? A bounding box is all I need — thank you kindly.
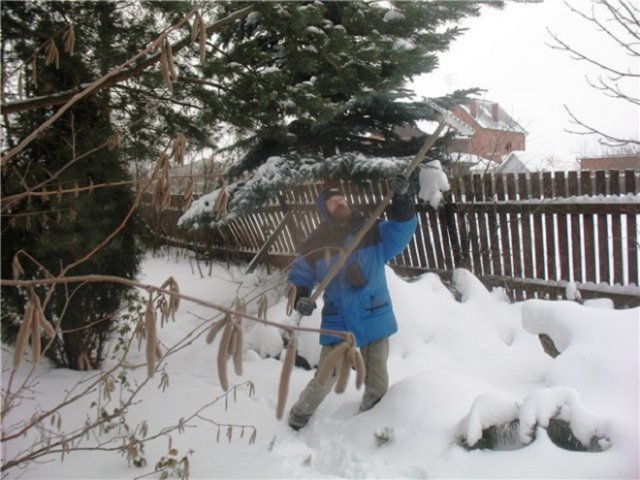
[181,1,486,224]
[1,2,151,368]
[209,2,481,172]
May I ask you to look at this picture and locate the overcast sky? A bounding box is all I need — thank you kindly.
[411,0,639,163]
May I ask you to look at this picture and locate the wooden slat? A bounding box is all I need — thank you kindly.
[544,212,557,280]
[487,206,502,276]
[406,222,420,269]
[583,214,597,283]
[521,211,534,278]
[439,205,460,269]
[567,171,579,197]
[413,212,429,269]
[554,171,566,198]
[225,222,244,250]
[438,210,454,270]
[246,211,293,273]
[557,210,570,281]
[580,170,593,196]
[241,215,261,250]
[597,213,610,284]
[239,215,257,250]
[530,172,541,199]
[478,208,493,275]
[502,173,518,201]
[533,211,545,279]
[231,217,251,249]
[499,211,512,277]
[624,170,637,194]
[627,214,639,285]
[243,215,261,249]
[610,170,620,195]
[494,173,510,276]
[484,175,494,200]
[509,211,522,278]
[518,172,528,200]
[270,212,288,253]
[467,209,482,273]
[455,204,471,269]
[239,217,258,249]
[594,170,607,195]
[542,172,553,198]
[462,175,474,203]
[428,208,445,270]
[495,174,506,201]
[420,210,437,269]
[570,213,583,282]
[612,213,624,284]
[473,175,484,202]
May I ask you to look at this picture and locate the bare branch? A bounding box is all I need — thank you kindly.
[548,1,639,149]
[546,27,639,80]
[563,104,640,147]
[561,0,640,56]
[0,275,353,344]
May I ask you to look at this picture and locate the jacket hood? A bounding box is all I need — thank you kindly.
[315,188,345,223]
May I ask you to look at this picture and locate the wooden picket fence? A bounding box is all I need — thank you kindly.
[140,169,640,308]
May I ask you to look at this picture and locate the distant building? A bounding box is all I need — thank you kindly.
[466,151,570,175]
[579,154,640,171]
[450,99,527,163]
[497,151,530,174]
[466,151,530,175]
[452,153,496,176]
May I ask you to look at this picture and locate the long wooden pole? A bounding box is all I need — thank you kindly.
[308,120,447,303]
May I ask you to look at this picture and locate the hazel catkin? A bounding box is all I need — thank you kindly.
[316,342,348,387]
[216,319,233,391]
[276,338,296,419]
[354,348,366,390]
[232,323,244,376]
[13,302,34,369]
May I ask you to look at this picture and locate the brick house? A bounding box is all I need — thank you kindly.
[579,154,640,171]
[450,99,527,163]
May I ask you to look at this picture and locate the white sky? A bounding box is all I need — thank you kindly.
[411,0,640,162]
[4,252,639,478]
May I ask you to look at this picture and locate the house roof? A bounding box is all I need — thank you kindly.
[466,152,540,173]
[459,99,527,134]
[502,151,579,171]
[499,152,530,173]
[467,156,499,173]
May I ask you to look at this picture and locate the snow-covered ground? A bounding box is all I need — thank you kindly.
[3,250,639,479]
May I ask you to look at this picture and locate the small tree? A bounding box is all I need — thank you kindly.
[1,1,142,369]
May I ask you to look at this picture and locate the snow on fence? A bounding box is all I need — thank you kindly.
[140,169,640,308]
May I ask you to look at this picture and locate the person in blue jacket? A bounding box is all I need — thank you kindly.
[287,175,418,430]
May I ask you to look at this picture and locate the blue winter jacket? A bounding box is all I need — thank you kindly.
[288,191,418,347]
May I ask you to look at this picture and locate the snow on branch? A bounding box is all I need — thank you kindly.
[178,152,421,229]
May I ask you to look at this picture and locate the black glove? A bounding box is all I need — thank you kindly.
[295,297,316,316]
[391,175,409,195]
